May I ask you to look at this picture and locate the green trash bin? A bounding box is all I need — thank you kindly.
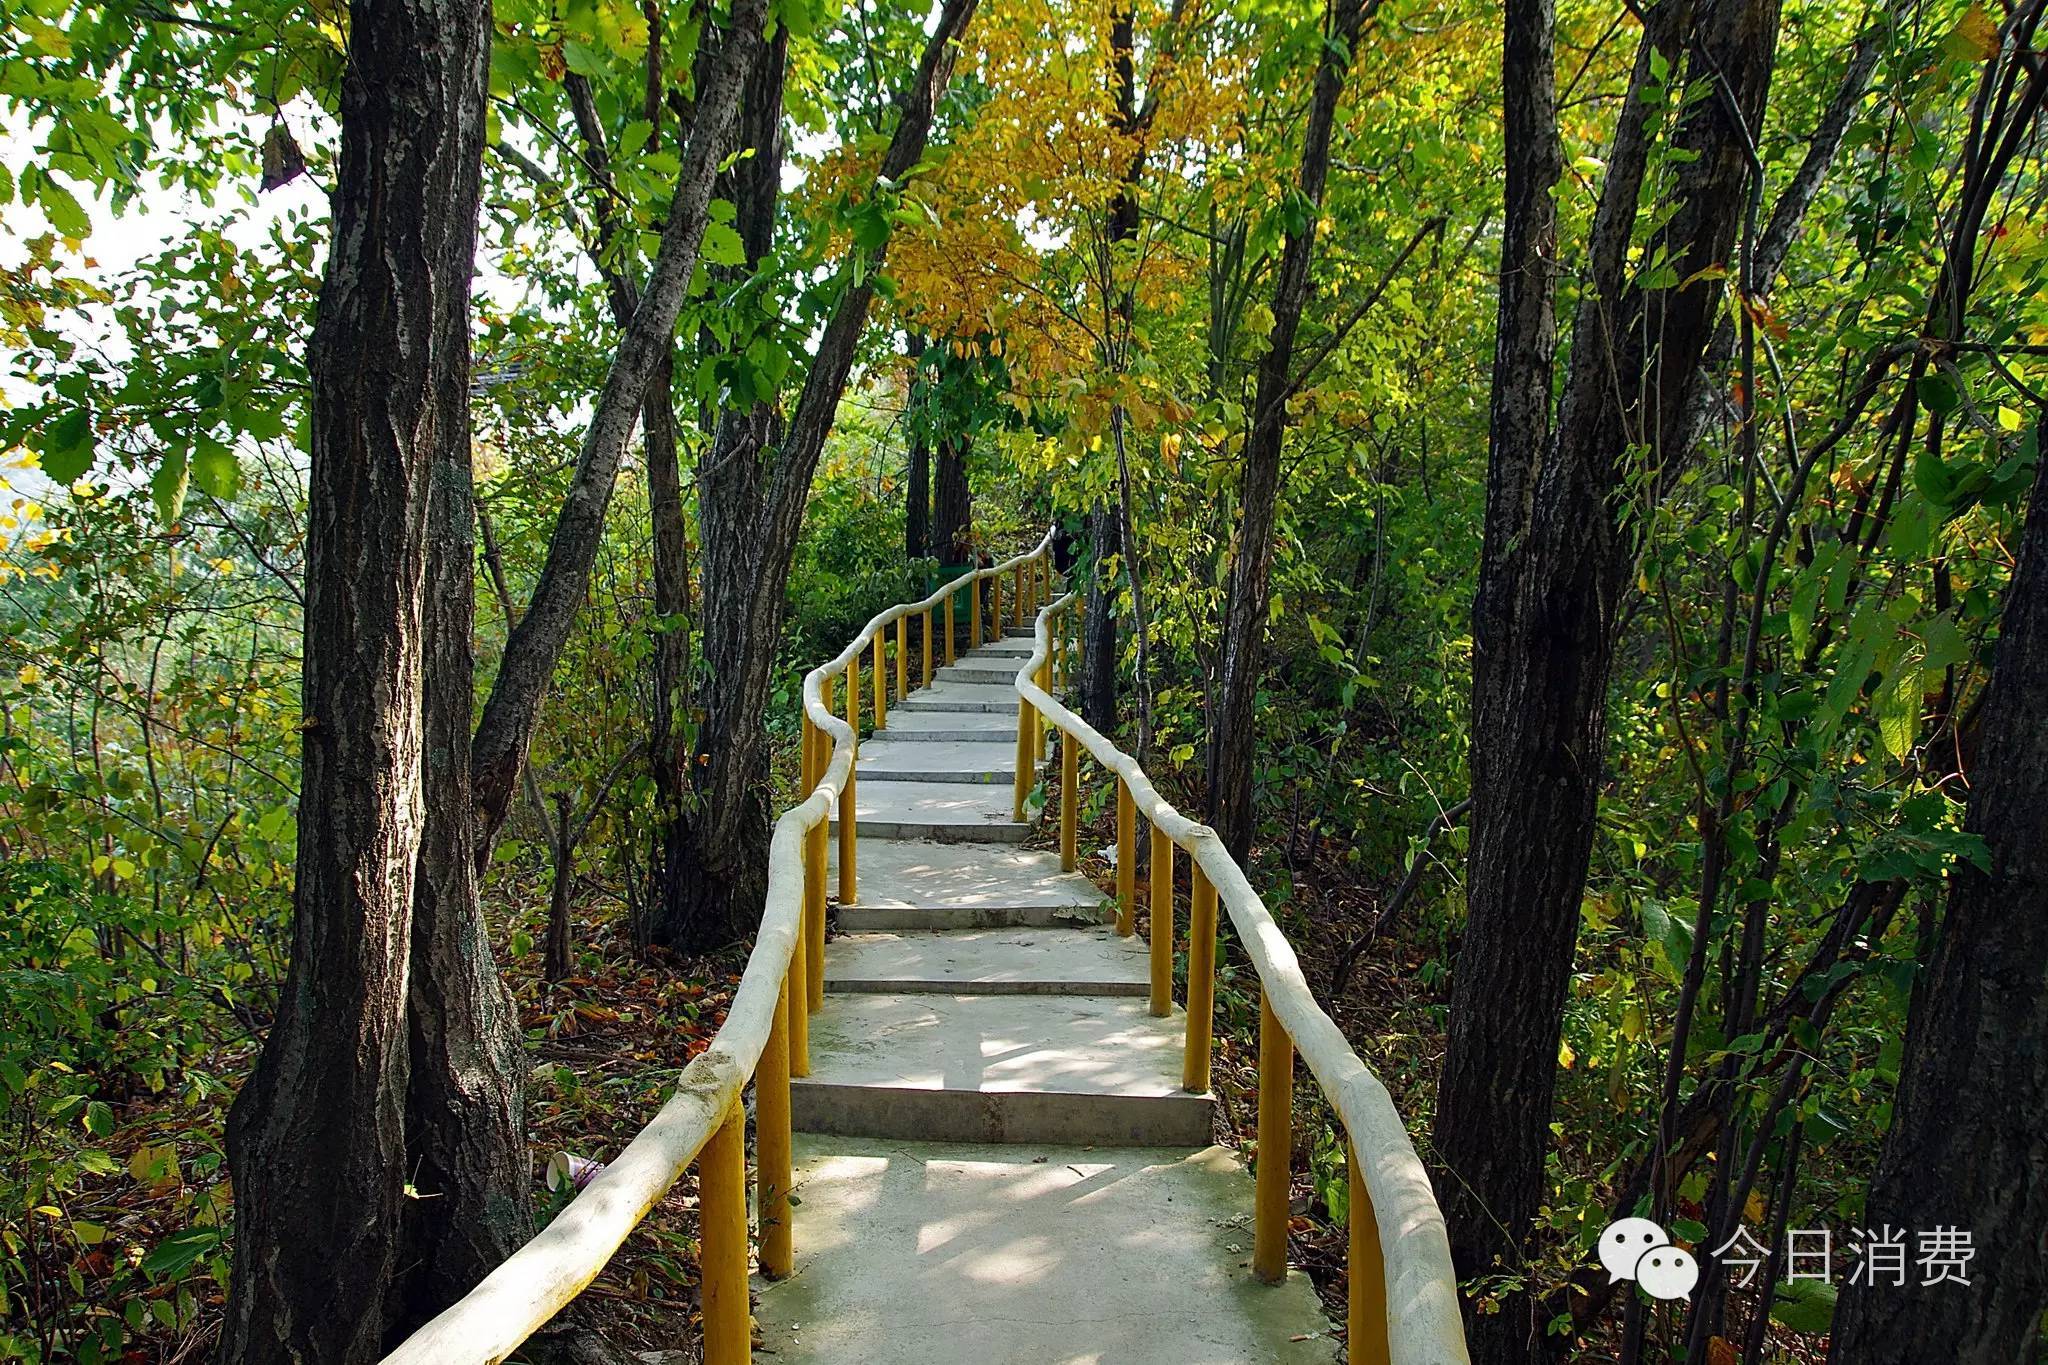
[928,563,977,650]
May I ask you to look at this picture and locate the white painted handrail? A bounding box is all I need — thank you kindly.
[1019,590,1470,1365]
[381,529,1056,1364]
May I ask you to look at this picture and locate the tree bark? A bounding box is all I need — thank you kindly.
[1204,0,1368,861]
[906,334,931,560]
[933,433,971,561]
[1434,1,1781,1358]
[654,0,981,953]
[1829,421,2048,1362]
[396,355,529,1327]
[1080,505,1120,732]
[220,0,488,1357]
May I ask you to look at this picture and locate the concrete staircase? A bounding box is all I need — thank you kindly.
[759,629,1339,1362]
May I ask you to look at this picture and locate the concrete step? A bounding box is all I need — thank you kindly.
[830,839,1111,930]
[1004,625,1035,638]
[825,927,1148,996]
[792,993,1214,1146]
[895,681,1021,715]
[964,638,1034,657]
[854,739,1019,785]
[935,662,1019,685]
[755,1135,1337,1365]
[830,780,1032,842]
[873,709,1016,743]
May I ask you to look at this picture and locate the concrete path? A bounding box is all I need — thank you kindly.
[759,635,1335,1360]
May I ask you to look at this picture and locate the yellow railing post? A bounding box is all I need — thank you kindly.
[1012,694,1033,822]
[872,633,887,729]
[804,815,827,1012]
[1115,778,1136,936]
[759,974,794,1280]
[990,572,1001,642]
[921,606,933,688]
[970,573,982,651]
[788,908,810,1076]
[944,591,956,666]
[699,1102,750,1364]
[1013,563,1025,626]
[1032,657,1049,763]
[1183,863,1217,1093]
[1348,1139,1391,1365]
[1060,732,1078,872]
[895,615,908,704]
[839,658,858,904]
[1148,827,1173,1017]
[1253,992,1294,1285]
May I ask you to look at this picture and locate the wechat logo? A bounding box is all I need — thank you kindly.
[1599,1217,1700,1301]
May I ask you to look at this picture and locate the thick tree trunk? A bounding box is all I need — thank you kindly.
[1204,0,1366,861]
[933,434,971,560]
[906,335,931,560]
[1830,427,2048,1361]
[656,0,980,953]
[1434,1,1780,1358]
[1080,505,1120,733]
[220,0,488,1358]
[396,367,529,1329]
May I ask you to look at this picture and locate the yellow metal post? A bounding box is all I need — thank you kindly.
[804,817,826,1011]
[1012,695,1034,822]
[989,572,1001,642]
[896,615,908,701]
[1115,778,1136,936]
[759,975,794,1280]
[1032,658,1049,763]
[945,593,957,666]
[970,573,982,651]
[1348,1140,1390,1365]
[788,910,810,1075]
[1013,564,1025,625]
[699,1103,750,1364]
[1253,993,1294,1285]
[1060,733,1078,872]
[1148,828,1173,1017]
[839,659,858,904]
[922,607,933,687]
[872,633,887,728]
[1183,864,1217,1093]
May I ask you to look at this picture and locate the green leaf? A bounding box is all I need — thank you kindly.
[152,448,190,524]
[1915,373,1960,416]
[39,407,96,482]
[37,177,89,237]
[1771,1277,1837,1334]
[141,1227,222,1280]
[83,1100,114,1136]
[702,222,746,267]
[190,438,240,501]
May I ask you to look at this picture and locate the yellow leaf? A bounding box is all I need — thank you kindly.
[16,664,41,685]
[1945,3,1999,60]
[1558,1039,1576,1070]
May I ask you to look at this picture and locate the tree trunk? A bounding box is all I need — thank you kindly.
[933,433,971,561]
[1434,1,1780,1357]
[467,0,770,849]
[220,0,488,1357]
[1829,426,2048,1360]
[655,0,981,953]
[1204,0,1367,861]
[1080,504,1121,732]
[906,335,931,560]
[546,791,575,983]
[395,357,529,1328]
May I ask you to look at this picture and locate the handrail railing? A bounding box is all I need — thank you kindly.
[382,528,1058,1365]
[1018,589,1469,1365]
